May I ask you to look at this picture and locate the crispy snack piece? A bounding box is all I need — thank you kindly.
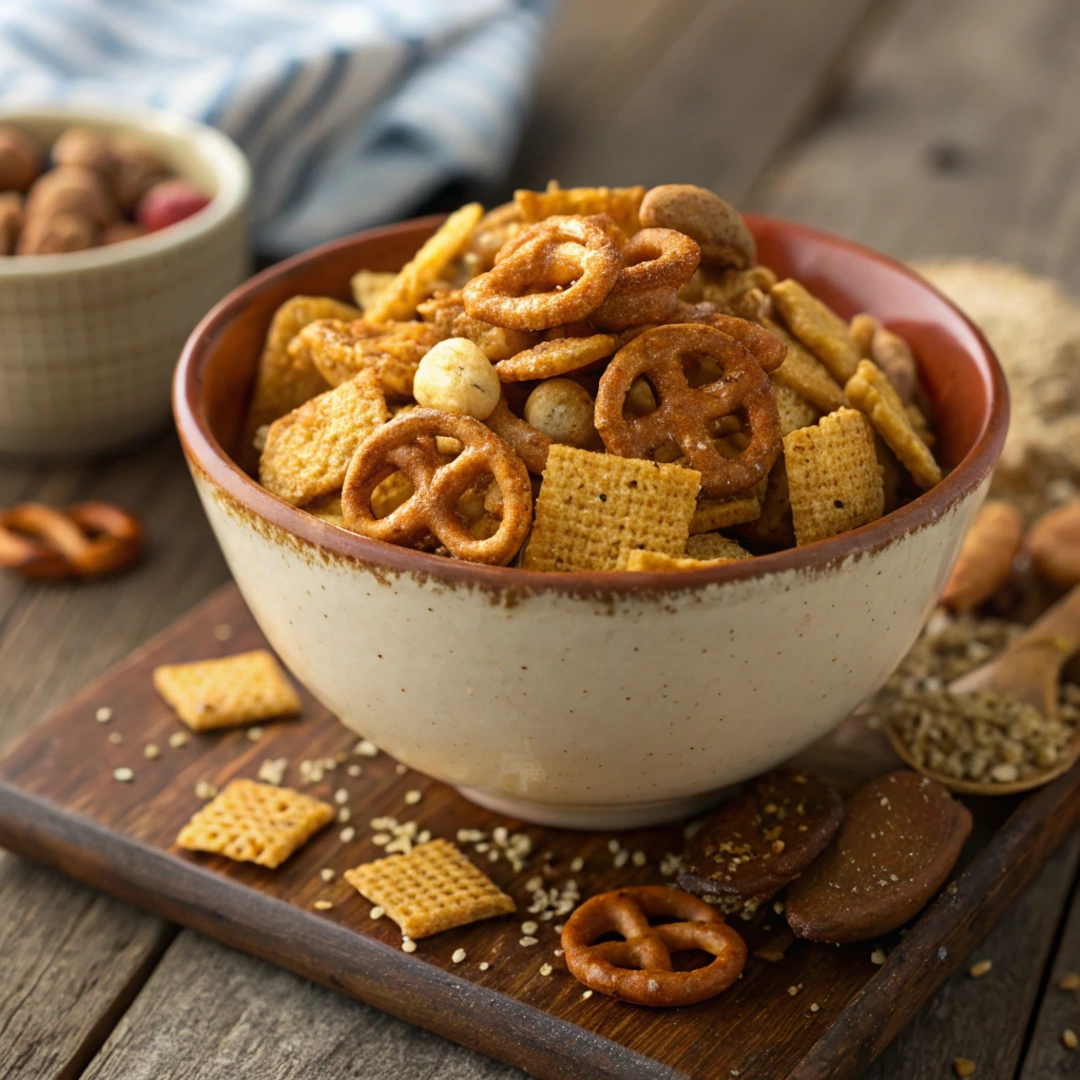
[290,318,444,400]
[307,493,344,528]
[690,492,761,533]
[243,296,363,450]
[595,323,782,499]
[679,770,845,917]
[686,532,752,561]
[495,333,616,382]
[771,279,860,383]
[515,184,645,234]
[176,779,333,869]
[259,370,388,506]
[561,886,747,1007]
[342,409,533,566]
[845,360,942,490]
[366,202,483,323]
[463,214,624,331]
[485,395,552,474]
[417,290,539,361]
[350,269,397,312]
[737,458,795,548]
[766,317,847,413]
[626,549,747,571]
[523,446,700,572]
[639,185,756,270]
[700,265,777,307]
[772,379,822,435]
[153,649,303,731]
[345,838,515,938]
[784,407,884,546]
[468,201,523,270]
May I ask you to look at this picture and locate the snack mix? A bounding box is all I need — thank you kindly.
[246,182,943,568]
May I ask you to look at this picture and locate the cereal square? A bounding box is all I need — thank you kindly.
[690,492,761,534]
[345,838,515,939]
[177,779,333,868]
[685,533,753,561]
[783,407,885,546]
[259,369,388,506]
[772,378,822,435]
[522,446,701,572]
[153,649,303,731]
[626,548,750,571]
[766,318,846,414]
[771,279,861,384]
[845,360,942,490]
[515,184,646,233]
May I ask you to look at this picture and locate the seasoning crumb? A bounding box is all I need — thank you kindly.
[168,731,188,749]
[396,763,407,775]
[404,790,422,805]
[452,948,467,964]
[581,989,593,999]
[354,739,379,757]
[521,920,539,935]
[787,984,801,997]
[257,758,287,786]
[631,850,647,867]
[870,948,886,965]
[1059,972,1080,991]
[554,947,564,957]
[212,622,233,641]
[334,788,348,805]
[339,826,356,843]
[108,732,123,745]
[953,1059,976,1078]
[195,780,217,800]
[370,905,385,919]
[570,856,584,873]
[525,875,544,891]
[520,936,539,947]
[540,963,553,976]
[95,706,112,723]
[113,766,134,783]
[809,1003,819,1013]
[143,743,160,759]
[1064,1029,1078,1050]
[969,959,992,978]
[320,868,335,882]
[479,961,490,971]
[313,900,333,911]
[338,807,351,823]
[347,764,362,777]
[773,900,785,915]
[401,937,417,953]
[246,726,264,742]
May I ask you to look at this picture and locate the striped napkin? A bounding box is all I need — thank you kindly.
[0,0,550,254]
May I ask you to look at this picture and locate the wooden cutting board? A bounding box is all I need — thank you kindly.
[1,582,1078,1080]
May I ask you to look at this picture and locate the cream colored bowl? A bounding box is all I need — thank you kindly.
[0,105,250,458]
[175,215,1008,829]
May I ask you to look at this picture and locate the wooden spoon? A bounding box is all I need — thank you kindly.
[887,586,1080,796]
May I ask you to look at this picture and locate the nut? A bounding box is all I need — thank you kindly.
[523,378,598,449]
[25,165,118,228]
[0,125,42,192]
[1027,501,1080,589]
[109,134,169,212]
[17,212,97,255]
[412,337,500,420]
[51,126,116,179]
[940,502,1023,612]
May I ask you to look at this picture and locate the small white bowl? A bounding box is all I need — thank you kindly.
[0,104,250,458]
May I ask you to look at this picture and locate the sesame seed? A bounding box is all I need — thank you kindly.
[478,961,490,971]
[631,850,647,867]
[1064,1029,1078,1050]
[143,743,160,760]
[334,788,349,805]
[539,963,553,976]
[404,790,422,805]
[168,731,188,749]
[212,623,233,641]
[113,766,134,782]
[452,948,467,963]
[968,959,992,978]
[401,938,417,953]
[313,900,333,911]
[521,921,538,934]
[354,739,379,757]
[95,707,112,723]
[870,948,886,965]
[520,936,538,947]
[339,826,356,843]
[108,732,123,745]
[370,906,385,919]
[581,989,593,999]
[347,764,362,777]
[246,726,264,742]
[570,857,584,872]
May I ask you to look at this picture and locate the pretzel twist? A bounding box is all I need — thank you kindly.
[561,886,747,1007]
[341,409,532,565]
[0,502,144,581]
[596,323,782,498]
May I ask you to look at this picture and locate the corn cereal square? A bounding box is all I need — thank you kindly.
[772,378,822,435]
[177,779,333,868]
[259,369,388,506]
[522,446,701,572]
[153,649,303,731]
[766,318,847,414]
[771,279,861,384]
[783,407,884,546]
[685,533,753,561]
[690,492,761,534]
[345,838,515,939]
[626,547,750,571]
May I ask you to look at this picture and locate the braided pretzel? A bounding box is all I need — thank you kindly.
[341,409,532,565]
[590,228,701,331]
[0,502,143,581]
[561,886,747,1007]
[462,215,623,331]
[596,323,782,498]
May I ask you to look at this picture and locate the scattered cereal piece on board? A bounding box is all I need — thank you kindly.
[523,445,700,572]
[366,203,483,323]
[845,360,942,491]
[686,533,753,561]
[783,408,884,546]
[515,184,645,234]
[176,779,333,868]
[344,838,515,939]
[771,279,861,383]
[350,268,397,312]
[153,649,302,731]
[259,369,388,506]
[626,550,747,572]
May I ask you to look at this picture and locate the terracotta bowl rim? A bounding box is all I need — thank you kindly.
[174,211,1009,596]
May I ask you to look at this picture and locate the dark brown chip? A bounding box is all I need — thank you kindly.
[678,769,844,916]
[785,770,972,944]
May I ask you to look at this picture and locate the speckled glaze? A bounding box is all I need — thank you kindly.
[176,214,1008,829]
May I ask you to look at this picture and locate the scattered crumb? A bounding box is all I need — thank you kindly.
[539,963,553,976]
[953,1058,976,1078]
[338,807,351,823]
[143,743,160,760]
[354,739,378,757]
[452,948,467,964]
[257,758,287,786]
[554,948,564,957]
[773,900,785,915]
[405,790,422,806]
[809,1003,819,1013]
[246,726,265,742]
[607,839,620,854]
[479,961,490,971]
[113,766,134,783]
[570,857,584,873]
[581,989,593,999]
[521,921,538,935]
[1059,972,1080,991]
[614,849,629,868]
[871,948,887,965]
[520,936,538,947]
[95,707,112,723]
[108,732,123,745]
[969,959,992,979]
[320,868,335,882]
[370,905,385,919]
[787,984,802,997]
[334,788,349,805]
[339,826,356,843]
[313,900,333,911]
[195,780,218,800]
[212,623,233,641]
[168,731,188,749]
[395,763,407,775]
[347,764,362,777]
[525,875,544,891]
[1064,1029,1078,1050]
[401,937,417,953]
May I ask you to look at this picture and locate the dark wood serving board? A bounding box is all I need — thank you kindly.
[1,583,1078,1080]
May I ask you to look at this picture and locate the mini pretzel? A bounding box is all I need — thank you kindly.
[596,323,782,498]
[590,228,700,331]
[0,502,143,581]
[484,396,552,474]
[462,215,623,331]
[341,409,532,565]
[561,886,747,1007]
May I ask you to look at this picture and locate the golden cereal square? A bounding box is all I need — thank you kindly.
[153,649,303,731]
[626,549,749,572]
[685,533,753,561]
[259,369,389,506]
[772,378,822,436]
[522,446,701,572]
[783,407,885,546]
[689,492,761,534]
[345,839,515,939]
[771,279,861,384]
[845,360,942,490]
[766,318,846,414]
[177,779,333,868]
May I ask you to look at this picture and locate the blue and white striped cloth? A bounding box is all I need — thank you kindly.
[0,0,551,254]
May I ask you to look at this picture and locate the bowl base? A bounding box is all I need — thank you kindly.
[454,785,729,830]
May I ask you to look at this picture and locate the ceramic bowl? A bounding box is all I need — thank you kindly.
[0,105,250,458]
[174,214,1008,829]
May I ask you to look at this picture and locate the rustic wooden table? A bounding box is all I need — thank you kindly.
[3,1,1080,1077]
